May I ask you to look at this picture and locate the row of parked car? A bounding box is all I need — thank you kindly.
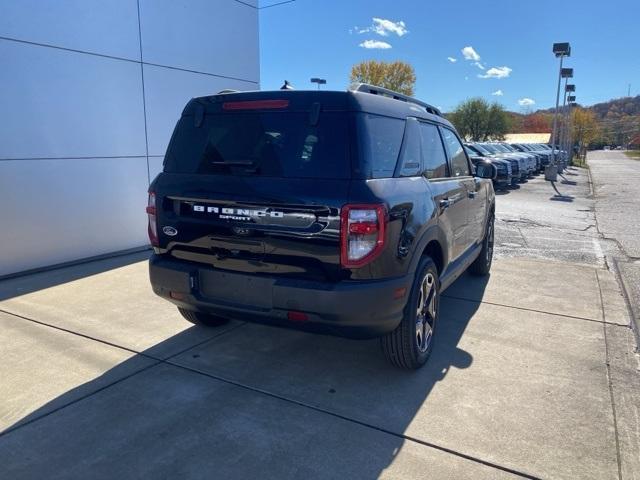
[464,143,567,189]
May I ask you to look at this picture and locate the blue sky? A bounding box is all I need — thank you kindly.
[259,0,640,112]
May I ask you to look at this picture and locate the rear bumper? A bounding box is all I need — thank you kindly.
[149,255,411,339]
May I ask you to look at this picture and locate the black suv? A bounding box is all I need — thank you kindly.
[148,84,496,369]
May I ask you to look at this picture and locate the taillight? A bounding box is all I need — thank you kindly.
[340,204,387,268]
[146,191,158,246]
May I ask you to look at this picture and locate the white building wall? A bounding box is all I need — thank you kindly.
[0,0,259,277]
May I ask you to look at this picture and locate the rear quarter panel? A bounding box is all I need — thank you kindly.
[347,177,447,280]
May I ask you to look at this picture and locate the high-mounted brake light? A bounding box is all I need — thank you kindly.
[146,191,158,246]
[340,204,387,268]
[222,99,289,110]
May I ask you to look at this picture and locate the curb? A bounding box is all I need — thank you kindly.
[612,257,640,353]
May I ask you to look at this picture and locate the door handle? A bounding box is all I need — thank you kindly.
[439,198,451,209]
[468,191,477,198]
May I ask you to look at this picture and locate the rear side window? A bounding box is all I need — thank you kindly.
[164,112,350,179]
[440,128,470,177]
[397,118,422,177]
[357,114,405,178]
[419,123,449,179]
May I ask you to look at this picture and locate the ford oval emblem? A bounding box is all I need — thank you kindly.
[162,226,178,236]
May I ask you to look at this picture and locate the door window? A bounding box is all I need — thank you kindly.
[440,128,470,177]
[419,122,449,179]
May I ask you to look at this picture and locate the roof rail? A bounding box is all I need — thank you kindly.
[216,89,240,94]
[351,83,442,116]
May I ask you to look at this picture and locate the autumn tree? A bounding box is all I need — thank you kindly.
[572,108,599,158]
[449,98,510,141]
[522,113,552,133]
[350,60,416,96]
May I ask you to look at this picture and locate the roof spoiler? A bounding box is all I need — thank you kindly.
[350,83,442,117]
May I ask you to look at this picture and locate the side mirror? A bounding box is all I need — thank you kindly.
[475,162,497,180]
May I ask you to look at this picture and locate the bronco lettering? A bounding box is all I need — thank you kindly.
[192,204,284,218]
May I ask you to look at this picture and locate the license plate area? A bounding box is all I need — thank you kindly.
[198,270,273,309]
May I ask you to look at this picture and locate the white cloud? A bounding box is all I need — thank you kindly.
[518,98,535,106]
[492,89,504,96]
[478,66,512,79]
[462,46,481,61]
[474,61,485,70]
[358,18,408,37]
[447,57,457,63]
[359,39,392,49]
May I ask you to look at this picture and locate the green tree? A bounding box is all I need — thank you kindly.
[449,98,510,141]
[350,60,416,96]
[487,102,510,140]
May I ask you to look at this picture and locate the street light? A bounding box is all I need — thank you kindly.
[553,43,571,57]
[310,77,327,90]
[559,81,577,168]
[547,42,572,181]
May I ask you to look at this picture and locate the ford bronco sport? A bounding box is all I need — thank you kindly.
[148,84,496,369]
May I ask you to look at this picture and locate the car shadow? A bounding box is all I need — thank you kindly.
[0,250,151,301]
[0,271,489,478]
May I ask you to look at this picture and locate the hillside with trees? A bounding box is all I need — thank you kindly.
[525,95,640,147]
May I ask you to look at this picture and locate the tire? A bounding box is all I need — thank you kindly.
[178,307,229,327]
[469,214,495,276]
[381,257,439,370]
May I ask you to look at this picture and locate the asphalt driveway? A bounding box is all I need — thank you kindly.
[0,167,638,479]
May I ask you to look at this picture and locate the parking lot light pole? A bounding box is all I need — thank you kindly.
[567,97,576,163]
[562,85,576,165]
[547,43,571,182]
[558,79,574,170]
[557,72,573,173]
[310,77,327,90]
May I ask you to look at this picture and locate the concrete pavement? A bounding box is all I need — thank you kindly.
[0,168,639,479]
[588,151,640,258]
[494,166,606,267]
[588,150,640,348]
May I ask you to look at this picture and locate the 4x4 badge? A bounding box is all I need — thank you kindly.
[162,226,178,236]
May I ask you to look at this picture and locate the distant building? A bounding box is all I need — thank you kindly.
[0,1,260,277]
[504,133,551,143]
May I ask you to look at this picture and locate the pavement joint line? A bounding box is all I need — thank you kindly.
[595,269,623,480]
[0,310,541,479]
[0,307,247,364]
[161,322,249,362]
[441,294,629,327]
[0,361,161,438]
[0,307,152,358]
[161,360,542,480]
[0,311,247,437]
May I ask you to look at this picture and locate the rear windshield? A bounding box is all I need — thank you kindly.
[164,112,350,178]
